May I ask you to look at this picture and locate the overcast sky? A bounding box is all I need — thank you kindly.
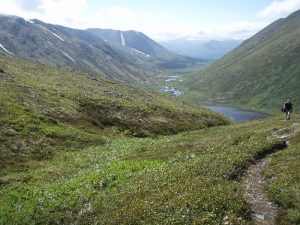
[0,0,300,41]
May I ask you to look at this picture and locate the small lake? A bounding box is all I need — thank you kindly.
[205,105,268,122]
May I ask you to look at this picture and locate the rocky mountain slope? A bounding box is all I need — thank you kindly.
[182,10,300,112]
[86,28,176,58]
[0,15,157,83]
[86,28,203,69]
[0,15,202,84]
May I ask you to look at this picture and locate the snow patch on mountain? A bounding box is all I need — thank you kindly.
[120,32,126,46]
[130,48,150,58]
[37,24,65,42]
[47,41,55,47]
[60,50,76,62]
[0,43,13,55]
[25,19,34,24]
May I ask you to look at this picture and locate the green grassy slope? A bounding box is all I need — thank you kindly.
[182,10,300,113]
[1,112,299,224]
[264,122,300,224]
[0,54,229,171]
[1,54,299,225]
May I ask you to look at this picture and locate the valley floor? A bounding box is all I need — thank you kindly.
[1,115,299,224]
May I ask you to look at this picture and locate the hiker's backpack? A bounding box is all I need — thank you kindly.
[285,102,293,111]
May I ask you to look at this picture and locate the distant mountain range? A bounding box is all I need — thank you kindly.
[86,28,177,59]
[182,9,300,112]
[0,15,201,83]
[86,28,203,69]
[160,39,242,59]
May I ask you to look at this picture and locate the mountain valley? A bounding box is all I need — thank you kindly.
[180,10,300,113]
[0,7,300,225]
[160,39,242,60]
[0,15,203,84]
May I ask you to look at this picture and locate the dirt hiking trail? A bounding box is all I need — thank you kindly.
[242,123,298,225]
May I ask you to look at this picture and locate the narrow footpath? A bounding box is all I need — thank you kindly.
[242,124,297,225]
[242,158,278,225]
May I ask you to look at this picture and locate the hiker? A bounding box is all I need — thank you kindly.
[282,100,293,120]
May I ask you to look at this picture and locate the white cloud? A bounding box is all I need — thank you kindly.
[0,0,297,42]
[259,0,300,18]
[0,0,260,41]
[0,1,169,32]
[94,6,168,21]
[86,6,169,32]
[215,21,269,39]
[0,0,89,26]
[148,20,269,42]
[14,0,44,12]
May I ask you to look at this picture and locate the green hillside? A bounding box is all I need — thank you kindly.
[182,10,300,113]
[0,54,300,225]
[0,54,229,171]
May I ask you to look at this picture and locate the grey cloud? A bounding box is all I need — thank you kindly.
[15,0,44,12]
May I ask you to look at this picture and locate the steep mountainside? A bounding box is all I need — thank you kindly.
[160,39,242,59]
[182,10,300,112]
[86,28,203,69]
[0,15,157,83]
[86,28,177,58]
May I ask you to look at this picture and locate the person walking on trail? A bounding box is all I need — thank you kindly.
[282,100,293,120]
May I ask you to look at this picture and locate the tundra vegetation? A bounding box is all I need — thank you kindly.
[0,55,299,224]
